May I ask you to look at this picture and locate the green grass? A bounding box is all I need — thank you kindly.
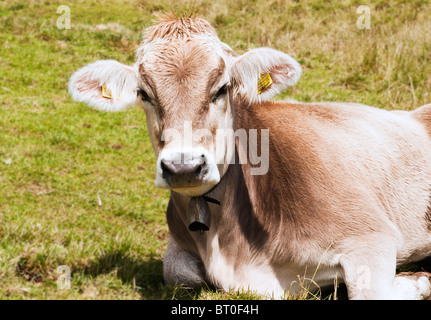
[0,0,430,299]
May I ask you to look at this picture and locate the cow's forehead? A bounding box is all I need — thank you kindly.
[145,38,219,75]
[140,37,222,77]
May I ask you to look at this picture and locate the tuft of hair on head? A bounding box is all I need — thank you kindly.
[143,11,217,43]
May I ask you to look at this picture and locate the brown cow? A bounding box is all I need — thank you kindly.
[69,14,431,299]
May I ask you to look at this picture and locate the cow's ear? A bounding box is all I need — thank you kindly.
[229,48,301,105]
[69,60,139,112]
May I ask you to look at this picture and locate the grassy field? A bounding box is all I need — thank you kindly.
[0,0,430,299]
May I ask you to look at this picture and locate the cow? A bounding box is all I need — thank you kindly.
[68,13,431,299]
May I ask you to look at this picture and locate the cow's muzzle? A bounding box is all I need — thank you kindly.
[161,159,208,188]
[155,147,221,196]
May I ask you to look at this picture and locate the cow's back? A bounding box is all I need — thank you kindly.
[413,103,431,137]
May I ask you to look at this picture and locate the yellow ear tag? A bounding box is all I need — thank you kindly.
[101,85,121,100]
[257,73,273,95]
[101,85,112,99]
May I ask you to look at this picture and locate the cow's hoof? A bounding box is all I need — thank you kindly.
[396,272,431,300]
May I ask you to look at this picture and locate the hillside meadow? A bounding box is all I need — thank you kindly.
[0,0,430,299]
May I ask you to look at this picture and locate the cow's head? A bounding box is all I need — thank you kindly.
[69,14,301,196]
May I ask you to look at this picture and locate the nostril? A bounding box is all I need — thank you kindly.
[161,161,173,179]
[195,165,202,177]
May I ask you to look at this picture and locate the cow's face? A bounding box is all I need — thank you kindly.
[69,16,301,196]
[136,37,235,196]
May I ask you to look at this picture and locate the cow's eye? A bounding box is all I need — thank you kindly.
[137,88,151,103]
[211,84,228,103]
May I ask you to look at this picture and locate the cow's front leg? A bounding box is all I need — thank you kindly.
[340,234,431,300]
[163,235,206,288]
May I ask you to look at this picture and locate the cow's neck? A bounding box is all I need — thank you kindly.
[167,145,271,266]
[168,147,250,224]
